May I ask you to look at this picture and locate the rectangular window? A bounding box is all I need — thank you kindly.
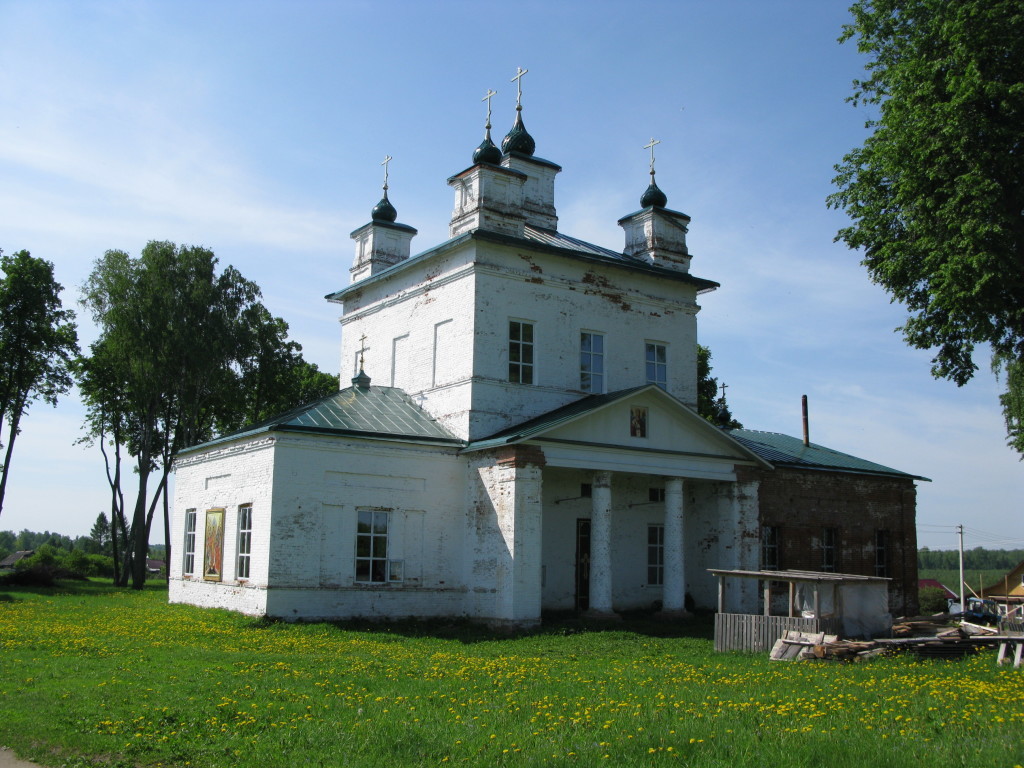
[645,342,667,388]
[762,525,780,571]
[580,332,605,393]
[508,321,534,384]
[356,509,390,584]
[875,530,889,577]
[183,509,197,575]
[647,524,665,586]
[822,527,837,573]
[649,488,666,503]
[630,406,648,438]
[236,504,253,580]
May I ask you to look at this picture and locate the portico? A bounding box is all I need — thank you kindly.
[465,384,769,624]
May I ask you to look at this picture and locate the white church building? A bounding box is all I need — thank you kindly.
[169,85,908,626]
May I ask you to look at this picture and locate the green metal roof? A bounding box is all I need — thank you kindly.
[180,385,462,454]
[727,428,928,481]
[326,226,719,303]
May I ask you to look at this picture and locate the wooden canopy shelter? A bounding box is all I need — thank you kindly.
[709,568,892,652]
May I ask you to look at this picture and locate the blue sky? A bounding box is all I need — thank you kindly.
[1,0,1020,552]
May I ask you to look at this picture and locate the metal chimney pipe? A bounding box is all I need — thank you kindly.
[801,395,809,446]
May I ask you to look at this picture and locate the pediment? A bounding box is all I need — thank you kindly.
[466,386,769,475]
[538,387,759,463]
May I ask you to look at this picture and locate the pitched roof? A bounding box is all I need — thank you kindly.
[918,578,958,599]
[0,550,34,568]
[327,226,718,303]
[463,385,769,468]
[180,385,462,454]
[728,428,928,481]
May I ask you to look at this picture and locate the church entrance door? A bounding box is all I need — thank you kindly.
[575,519,591,611]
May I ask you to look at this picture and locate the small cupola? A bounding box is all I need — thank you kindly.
[473,88,503,165]
[498,67,559,231]
[448,87,528,238]
[618,138,692,272]
[350,155,417,284]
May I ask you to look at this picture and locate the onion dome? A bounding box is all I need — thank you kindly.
[473,135,502,165]
[352,369,371,389]
[640,177,668,208]
[370,191,397,222]
[501,109,536,156]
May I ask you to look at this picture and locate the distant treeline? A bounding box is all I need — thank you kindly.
[919,547,1024,571]
[0,528,164,562]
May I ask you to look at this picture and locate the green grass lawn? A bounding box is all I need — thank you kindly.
[1,580,1022,768]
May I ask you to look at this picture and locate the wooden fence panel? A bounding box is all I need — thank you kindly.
[714,613,843,652]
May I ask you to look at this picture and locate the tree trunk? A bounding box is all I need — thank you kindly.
[163,481,171,586]
[0,408,22,519]
[130,462,151,590]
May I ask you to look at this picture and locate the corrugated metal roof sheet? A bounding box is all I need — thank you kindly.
[523,225,633,263]
[181,385,461,454]
[328,226,719,303]
[727,428,927,480]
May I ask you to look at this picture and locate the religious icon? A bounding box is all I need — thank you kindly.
[204,508,225,581]
[630,406,648,438]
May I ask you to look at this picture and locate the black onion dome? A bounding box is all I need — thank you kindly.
[640,179,668,208]
[473,136,502,165]
[371,192,397,222]
[501,111,536,156]
[351,369,371,389]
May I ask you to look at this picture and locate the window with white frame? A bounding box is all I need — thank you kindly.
[183,509,197,575]
[356,509,390,583]
[236,504,253,580]
[580,332,605,393]
[762,525,780,570]
[645,342,667,388]
[647,524,665,586]
[508,320,534,384]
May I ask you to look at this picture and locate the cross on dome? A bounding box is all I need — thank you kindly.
[511,67,528,110]
[473,89,503,164]
[644,137,661,175]
[482,88,497,128]
[639,137,668,208]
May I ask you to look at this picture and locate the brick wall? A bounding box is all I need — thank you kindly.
[754,466,919,616]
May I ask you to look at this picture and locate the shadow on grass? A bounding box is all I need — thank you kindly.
[0,577,169,599]
[243,608,716,644]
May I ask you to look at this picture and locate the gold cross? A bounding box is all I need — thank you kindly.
[511,67,528,108]
[719,381,728,399]
[380,155,392,191]
[358,333,368,369]
[644,137,661,174]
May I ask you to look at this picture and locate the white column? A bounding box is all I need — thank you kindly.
[659,477,691,618]
[586,471,617,618]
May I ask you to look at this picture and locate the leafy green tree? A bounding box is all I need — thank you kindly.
[697,345,742,429]
[828,0,1024,454]
[0,250,79,518]
[78,241,335,588]
[918,586,949,614]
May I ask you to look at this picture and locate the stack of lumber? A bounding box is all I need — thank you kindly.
[769,620,1006,662]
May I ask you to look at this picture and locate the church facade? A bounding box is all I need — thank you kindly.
[169,89,921,625]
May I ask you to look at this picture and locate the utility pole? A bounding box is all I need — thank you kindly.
[957,524,966,614]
